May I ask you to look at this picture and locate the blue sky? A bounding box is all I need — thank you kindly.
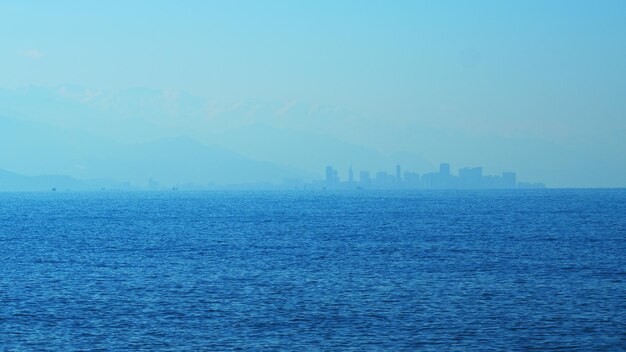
[1,1,625,186]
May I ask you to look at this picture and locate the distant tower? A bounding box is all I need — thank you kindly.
[396,164,401,182]
[348,164,354,183]
[325,166,339,187]
[359,170,371,185]
[439,163,451,176]
[325,166,334,184]
[376,171,388,186]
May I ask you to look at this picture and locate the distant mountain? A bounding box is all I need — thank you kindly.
[0,85,178,143]
[0,86,433,180]
[78,136,310,186]
[0,115,309,187]
[0,86,363,140]
[4,85,622,187]
[0,168,76,191]
[0,168,123,192]
[203,123,433,178]
[0,168,138,192]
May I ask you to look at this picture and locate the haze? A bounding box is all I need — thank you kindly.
[1,1,625,188]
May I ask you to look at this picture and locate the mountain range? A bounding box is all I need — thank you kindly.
[1,85,624,187]
[0,85,434,188]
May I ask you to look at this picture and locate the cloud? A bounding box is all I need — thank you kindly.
[20,49,42,58]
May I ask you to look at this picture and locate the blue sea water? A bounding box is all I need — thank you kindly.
[0,190,625,351]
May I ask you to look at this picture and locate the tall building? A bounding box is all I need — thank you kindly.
[348,164,354,183]
[325,166,339,186]
[359,170,370,186]
[459,167,483,188]
[403,171,420,187]
[439,163,451,176]
[375,171,388,187]
[325,166,334,183]
[396,164,401,182]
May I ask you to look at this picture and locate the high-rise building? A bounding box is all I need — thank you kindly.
[459,167,483,188]
[325,166,339,186]
[439,163,451,176]
[375,171,388,187]
[403,171,420,187]
[325,166,334,183]
[396,164,401,182]
[348,164,354,183]
[359,170,370,186]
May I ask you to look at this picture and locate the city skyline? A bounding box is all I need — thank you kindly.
[1,159,545,192]
[323,163,544,190]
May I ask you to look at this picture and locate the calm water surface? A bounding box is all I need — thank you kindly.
[0,190,625,350]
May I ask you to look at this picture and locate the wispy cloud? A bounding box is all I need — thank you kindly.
[20,48,42,59]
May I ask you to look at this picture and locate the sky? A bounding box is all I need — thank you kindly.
[1,1,625,187]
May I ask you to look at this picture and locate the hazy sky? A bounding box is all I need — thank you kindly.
[1,1,625,187]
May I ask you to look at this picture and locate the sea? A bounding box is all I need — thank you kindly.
[0,189,624,351]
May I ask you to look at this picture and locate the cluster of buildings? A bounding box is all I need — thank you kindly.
[139,163,544,191]
[322,163,545,190]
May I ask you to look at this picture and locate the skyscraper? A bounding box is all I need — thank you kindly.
[459,167,483,188]
[325,166,339,186]
[439,163,450,176]
[359,170,371,186]
[348,164,354,183]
